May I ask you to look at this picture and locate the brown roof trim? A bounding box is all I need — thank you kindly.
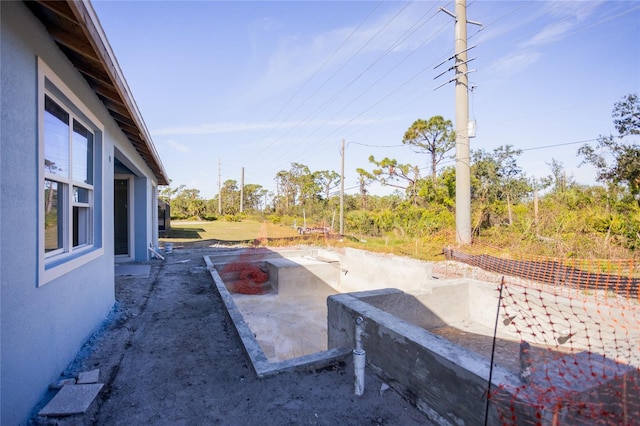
[26,0,169,185]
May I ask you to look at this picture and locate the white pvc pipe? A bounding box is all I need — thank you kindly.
[354,316,365,396]
[355,316,364,352]
[353,349,366,396]
[148,244,165,260]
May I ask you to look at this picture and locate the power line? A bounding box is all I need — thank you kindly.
[522,138,597,152]
[233,3,630,194]
[289,7,447,151]
[253,1,416,161]
[349,141,404,148]
[468,1,531,41]
[251,1,385,155]
[263,1,450,173]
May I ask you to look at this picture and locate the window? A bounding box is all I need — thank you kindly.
[39,58,103,285]
[44,94,94,254]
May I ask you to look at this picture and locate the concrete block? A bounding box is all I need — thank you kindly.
[327,291,516,425]
[38,383,104,416]
[53,378,76,389]
[266,257,338,300]
[77,369,100,384]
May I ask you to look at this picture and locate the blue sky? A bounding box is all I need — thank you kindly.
[92,0,640,199]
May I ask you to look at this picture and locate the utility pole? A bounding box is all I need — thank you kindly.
[240,167,244,213]
[340,139,345,235]
[437,0,480,245]
[218,158,222,215]
[454,0,471,245]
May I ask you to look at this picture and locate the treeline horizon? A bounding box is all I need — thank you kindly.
[160,94,640,258]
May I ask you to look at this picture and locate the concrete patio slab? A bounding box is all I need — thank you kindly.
[114,264,150,277]
[76,369,100,384]
[38,384,103,417]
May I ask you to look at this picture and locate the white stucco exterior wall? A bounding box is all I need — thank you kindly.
[0,2,160,423]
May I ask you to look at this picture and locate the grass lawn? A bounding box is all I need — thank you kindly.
[159,219,448,261]
[160,220,300,243]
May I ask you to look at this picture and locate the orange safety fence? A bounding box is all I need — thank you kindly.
[446,244,639,425]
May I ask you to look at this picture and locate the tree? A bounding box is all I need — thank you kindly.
[274,170,294,213]
[315,170,340,200]
[472,145,530,226]
[612,93,640,136]
[290,163,318,208]
[365,156,420,205]
[541,159,576,195]
[171,187,205,219]
[159,180,185,204]
[355,168,374,209]
[578,93,640,205]
[243,184,266,211]
[402,116,456,181]
[274,163,328,214]
[220,179,240,214]
[416,166,456,209]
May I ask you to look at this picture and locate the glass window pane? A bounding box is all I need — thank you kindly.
[73,186,90,204]
[73,206,90,247]
[72,120,93,185]
[44,96,69,177]
[44,180,63,252]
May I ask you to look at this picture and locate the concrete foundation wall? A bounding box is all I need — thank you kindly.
[206,247,638,423]
[328,247,637,365]
[205,255,351,377]
[328,290,518,425]
[328,287,638,424]
[267,257,339,301]
[360,284,472,330]
[332,248,434,294]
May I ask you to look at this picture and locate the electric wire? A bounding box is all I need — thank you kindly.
[292,11,448,148]
[268,16,453,172]
[268,14,450,173]
[251,1,385,156]
[253,1,416,161]
[223,3,631,196]
[336,3,640,156]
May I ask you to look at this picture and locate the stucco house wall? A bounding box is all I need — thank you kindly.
[0,2,165,424]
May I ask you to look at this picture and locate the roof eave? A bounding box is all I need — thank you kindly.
[27,0,169,185]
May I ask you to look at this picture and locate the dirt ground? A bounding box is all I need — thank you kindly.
[30,245,432,425]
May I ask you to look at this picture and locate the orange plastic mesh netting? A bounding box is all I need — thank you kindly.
[445,244,639,425]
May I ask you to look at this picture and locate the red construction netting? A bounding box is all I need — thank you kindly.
[445,244,639,425]
[220,261,269,295]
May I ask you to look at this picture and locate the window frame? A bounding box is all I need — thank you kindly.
[38,58,105,286]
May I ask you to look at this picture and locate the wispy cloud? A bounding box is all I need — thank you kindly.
[153,118,377,136]
[243,2,447,104]
[520,21,573,49]
[487,1,604,77]
[164,139,190,153]
[248,16,282,58]
[488,51,541,76]
[543,1,604,21]
[155,122,282,136]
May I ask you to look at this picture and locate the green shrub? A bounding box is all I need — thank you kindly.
[223,214,242,222]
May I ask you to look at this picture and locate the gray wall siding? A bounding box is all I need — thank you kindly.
[114,146,158,261]
[0,3,130,424]
[134,176,150,259]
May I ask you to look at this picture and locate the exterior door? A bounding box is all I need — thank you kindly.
[114,178,129,256]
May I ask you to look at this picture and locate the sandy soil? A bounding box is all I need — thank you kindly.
[30,246,431,425]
